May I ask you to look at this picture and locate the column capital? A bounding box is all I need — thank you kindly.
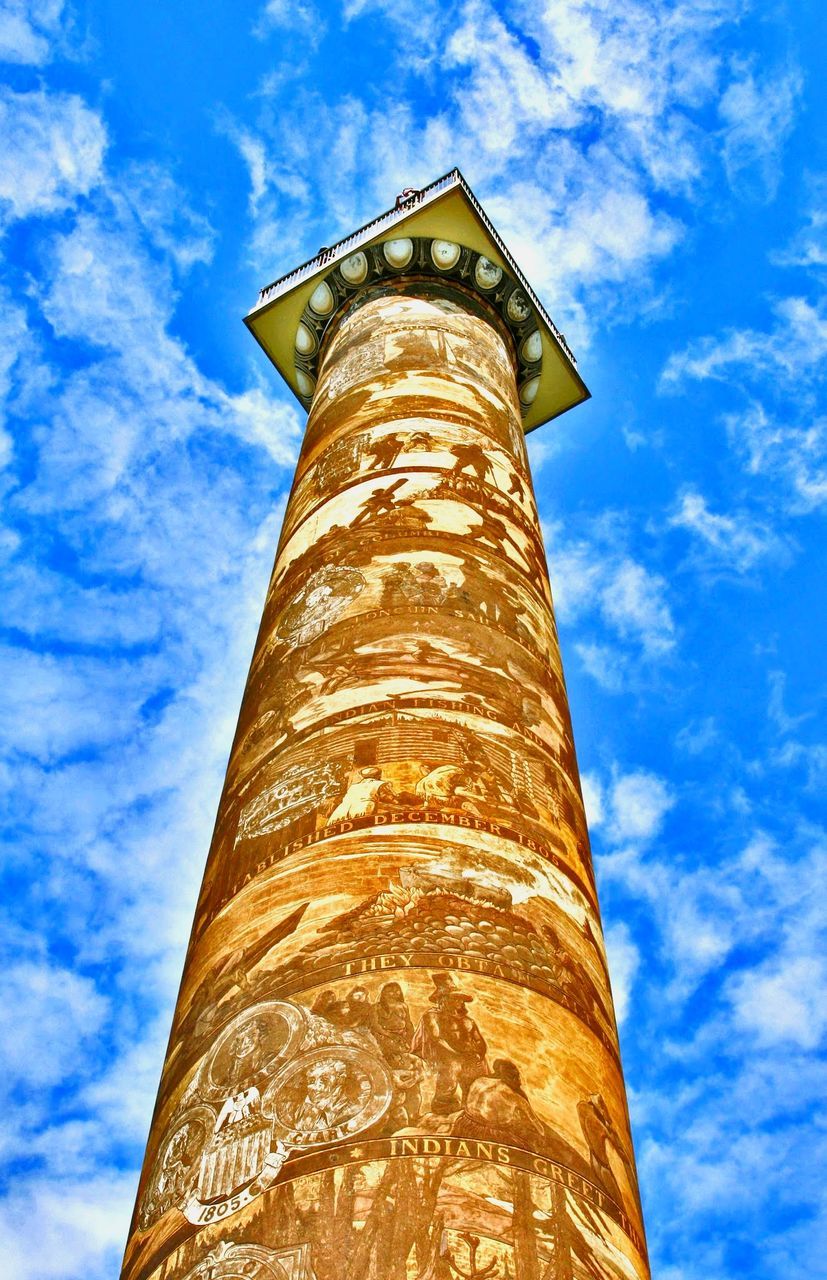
[244,169,590,433]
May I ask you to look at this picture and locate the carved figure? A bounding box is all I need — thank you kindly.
[577,1094,639,1207]
[371,981,422,1124]
[414,762,489,810]
[412,976,487,1113]
[352,479,408,527]
[456,1059,544,1148]
[450,442,494,482]
[288,1058,366,1136]
[364,431,408,470]
[328,768,394,821]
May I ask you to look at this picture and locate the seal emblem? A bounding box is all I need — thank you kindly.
[266,1044,393,1149]
[138,1105,213,1229]
[139,1000,392,1232]
[236,759,347,842]
[276,565,365,648]
[180,1241,312,1280]
[179,1244,312,1280]
[206,1002,306,1096]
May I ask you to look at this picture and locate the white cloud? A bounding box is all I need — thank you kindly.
[604,921,640,1023]
[608,768,675,843]
[121,163,216,272]
[0,89,106,225]
[0,962,107,1090]
[766,669,812,736]
[728,954,827,1048]
[445,1,576,155]
[0,285,37,468]
[770,738,827,791]
[764,672,826,791]
[661,296,827,388]
[718,60,801,200]
[603,826,827,1012]
[771,180,827,271]
[38,200,192,352]
[26,208,300,508]
[587,763,676,850]
[228,124,269,212]
[574,640,629,692]
[661,251,827,513]
[675,715,719,755]
[0,560,163,647]
[624,827,827,1267]
[668,489,789,572]
[723,401,827,512]
[0,1172,135,1280]
[0,0,65,65]
[580,770,605,828]
[548,521,676,676]
[224,385,304,466]
[82,1013,172,1143]
[602,556,675,656]
[0,647,164,762]
[545,528,603,617]
[254,0,326,45]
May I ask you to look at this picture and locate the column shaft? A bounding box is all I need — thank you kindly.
[122,290,649,1280]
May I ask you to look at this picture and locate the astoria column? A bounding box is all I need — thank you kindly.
[122,172,649,1280]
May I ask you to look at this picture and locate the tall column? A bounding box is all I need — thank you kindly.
[122,280,649,1280]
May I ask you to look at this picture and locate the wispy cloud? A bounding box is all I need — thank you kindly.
[0,0,68,66]
[546,518,676,688]
[0,88,106,224]
[718,59,802,200]
[661,205,827,517]
[253,0,327,46]
[771,178,827,271]
[661,295,827,388]
[723,401,827,512]
[668,489,791,573]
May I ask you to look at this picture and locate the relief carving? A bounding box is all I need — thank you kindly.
[123,283,645,1280]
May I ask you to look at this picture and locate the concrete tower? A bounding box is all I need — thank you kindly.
[122,171,649,1280]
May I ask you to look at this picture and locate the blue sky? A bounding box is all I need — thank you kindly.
[1,0,825,1276]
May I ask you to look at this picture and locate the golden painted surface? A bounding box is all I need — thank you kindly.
[121,293,649,1280]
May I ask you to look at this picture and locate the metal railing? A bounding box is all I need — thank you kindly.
[250,168,577,368]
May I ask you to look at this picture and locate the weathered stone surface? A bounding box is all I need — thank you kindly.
[121,292,649,1280]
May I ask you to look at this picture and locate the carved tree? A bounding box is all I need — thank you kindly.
[507,1171,539,1280]
[543,1183,573,1280]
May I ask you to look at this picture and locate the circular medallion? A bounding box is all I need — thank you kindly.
[520,329,542,363]
[181,1243,303,1280]
[295,368,315,398]
[383,238,414,269]
[294,321,316,356]
[431,239,461,270]
[506,290,531,324]
[308,280,334,315]
[139,1105,215,1229]
[340,251,368,284]
[276,564,366,647]
[520,375,541,406]
[474,256,503,289]
[207,1001,307,1097]
[265,1044,393,1148]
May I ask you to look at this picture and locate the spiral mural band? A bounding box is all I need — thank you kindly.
[121,272,649,1280]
